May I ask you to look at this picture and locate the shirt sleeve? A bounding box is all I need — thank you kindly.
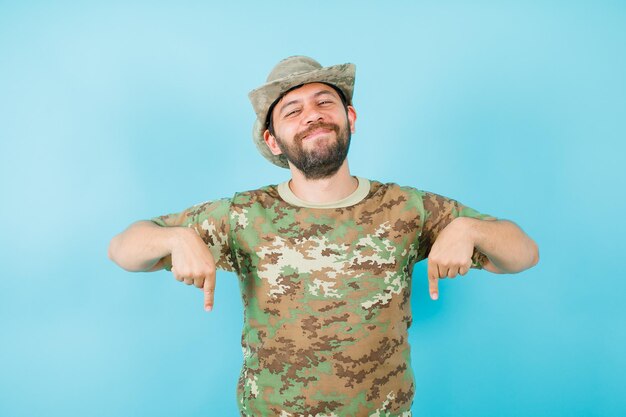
[418,191,497,269]
[149,198,237,272]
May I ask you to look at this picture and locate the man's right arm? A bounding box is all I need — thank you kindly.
[108,220,218,311]
[108,220,184,272]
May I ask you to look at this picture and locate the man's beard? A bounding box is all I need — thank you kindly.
[274,121,351,180]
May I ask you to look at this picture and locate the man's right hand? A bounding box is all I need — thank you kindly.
[169,228,217,312]
[109,221,217,312]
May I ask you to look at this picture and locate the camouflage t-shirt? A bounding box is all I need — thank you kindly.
[151,177,494,417]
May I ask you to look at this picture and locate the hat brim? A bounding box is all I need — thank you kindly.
[249,63,355,169]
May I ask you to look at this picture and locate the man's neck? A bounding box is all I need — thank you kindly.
[287,162,358,204]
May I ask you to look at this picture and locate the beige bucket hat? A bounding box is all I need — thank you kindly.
[248,56,356,168]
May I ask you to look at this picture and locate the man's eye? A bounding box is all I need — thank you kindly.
[285,109,300,117]
[319,100,332,105]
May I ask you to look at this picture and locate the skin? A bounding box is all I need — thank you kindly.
[263,83,358,203]
[108,82,539,310]
[426,216,539,299]
[108,221,217,311]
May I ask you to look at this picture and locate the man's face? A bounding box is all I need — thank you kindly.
[264,82,356,179]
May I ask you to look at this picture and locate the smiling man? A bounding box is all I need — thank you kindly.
[108,56,539,417]
[264,82,355,180]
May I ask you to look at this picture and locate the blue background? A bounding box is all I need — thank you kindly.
[1,1,624,416]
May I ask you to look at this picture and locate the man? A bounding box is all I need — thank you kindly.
[108,56,539,417]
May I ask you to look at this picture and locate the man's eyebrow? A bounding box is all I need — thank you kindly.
[278,89,336,115]
[278,99,300,114]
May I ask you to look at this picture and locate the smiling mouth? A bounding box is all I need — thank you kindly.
[303,128,332,140]
[295,122,340,143]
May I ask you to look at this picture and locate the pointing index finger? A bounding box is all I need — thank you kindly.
[203,274,215,312]
[427,260,439,301]
[429,276,439,300]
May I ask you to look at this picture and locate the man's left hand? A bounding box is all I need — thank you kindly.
[427,217,475,301]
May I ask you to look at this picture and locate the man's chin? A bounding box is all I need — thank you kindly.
[303,148,338,164]
[290,155,347,179]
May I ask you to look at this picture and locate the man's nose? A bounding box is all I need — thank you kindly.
[303,106,324,124]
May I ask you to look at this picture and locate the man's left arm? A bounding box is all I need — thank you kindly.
[456,217,539,274]
[427,217,539,299]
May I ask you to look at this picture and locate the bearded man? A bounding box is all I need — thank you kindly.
[108,56,539,417]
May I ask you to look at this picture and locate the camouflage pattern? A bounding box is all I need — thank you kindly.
[248,56,356,168]
[151,180,494,416]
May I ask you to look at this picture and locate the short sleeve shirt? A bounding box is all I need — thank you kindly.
[151,177,495,417]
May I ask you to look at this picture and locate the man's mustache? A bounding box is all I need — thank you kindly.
[295,122,340,143]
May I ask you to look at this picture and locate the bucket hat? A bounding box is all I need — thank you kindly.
[248,56,356,168]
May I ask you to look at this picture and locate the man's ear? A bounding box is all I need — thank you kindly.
[263,129,283,156]
[347,106,357,134]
